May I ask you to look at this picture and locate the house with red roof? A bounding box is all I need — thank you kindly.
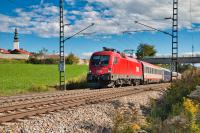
[10,49,32,56]
[0,28,32,60]
[0,48,10,54]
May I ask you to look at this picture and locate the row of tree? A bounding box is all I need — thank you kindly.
[28,53,80,65]
[29,45,194,73]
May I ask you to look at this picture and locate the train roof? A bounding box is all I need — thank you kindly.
[162,68,171,72]
[141,61,161,69]
[92,50,140,63]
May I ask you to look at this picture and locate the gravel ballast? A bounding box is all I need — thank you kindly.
[0,90,165,133]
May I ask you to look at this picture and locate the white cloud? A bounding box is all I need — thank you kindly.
[64,0,200,37]
[0,0,200,38]
[0,4,61,37]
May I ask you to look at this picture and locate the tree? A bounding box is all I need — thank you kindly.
[39,48,48,56]
[178,64,193,73]
[65,53,79,64]
[136,43,157,59]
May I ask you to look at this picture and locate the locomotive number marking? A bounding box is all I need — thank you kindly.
[136,67,139,72]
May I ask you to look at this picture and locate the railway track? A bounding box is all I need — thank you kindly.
[0,83,170,123]
[0,89,94,106]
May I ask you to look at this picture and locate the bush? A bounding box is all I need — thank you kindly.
[44,58,58,64]
[65,53,79,64]
[112,111,132,133]
[65,75,87,89]
[27,57,42,64]
[183,98,200,132]
[27,57,58,64]
[146,69,200,132]
[27,53,79,65]
[0,59,26,64]
[29,84,49,92]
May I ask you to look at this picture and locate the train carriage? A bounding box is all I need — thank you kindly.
[162,68,171,82]
[141,61,163,84]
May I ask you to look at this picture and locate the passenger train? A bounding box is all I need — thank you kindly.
[87,47,181,88]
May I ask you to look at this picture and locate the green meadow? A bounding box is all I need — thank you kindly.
[0,64,88,95]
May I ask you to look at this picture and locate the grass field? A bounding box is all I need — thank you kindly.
[0,64,88,95]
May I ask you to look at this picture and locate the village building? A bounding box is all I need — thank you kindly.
[0,28,31,59]
[10,49,32,56]
[0,48,10,54]
[13,28,19,50]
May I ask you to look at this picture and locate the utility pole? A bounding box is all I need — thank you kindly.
[192,44,194,67]
[59,0,94,90]
[59,0,66,90]
[192,45,194,57]
[171,0,179,80]
[135,0,179,81]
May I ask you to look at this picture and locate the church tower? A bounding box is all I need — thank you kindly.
[13,28,19,50]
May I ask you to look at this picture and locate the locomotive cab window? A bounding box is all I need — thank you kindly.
[113,57,118,64]
[91,55,110,66]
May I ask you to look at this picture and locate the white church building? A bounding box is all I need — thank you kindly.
[13,28,20,50]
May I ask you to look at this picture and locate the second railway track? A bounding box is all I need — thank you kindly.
[0,83,170,123]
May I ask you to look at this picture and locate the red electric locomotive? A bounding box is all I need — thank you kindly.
[87,47,180,88]
[87,47,143,88]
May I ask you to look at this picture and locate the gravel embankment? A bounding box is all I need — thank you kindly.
[0,89,166,133]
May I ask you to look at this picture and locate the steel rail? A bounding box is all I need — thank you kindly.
[0,89,92,104]
[0,83,169,123]
[0,89,118,113]
[0,88,114,106]
[0,83,166,106]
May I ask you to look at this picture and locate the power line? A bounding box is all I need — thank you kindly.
[64,23,94,41]
[134,21,172,36]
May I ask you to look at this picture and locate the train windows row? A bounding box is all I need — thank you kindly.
[144,67,162,74]
[164,71,171,76]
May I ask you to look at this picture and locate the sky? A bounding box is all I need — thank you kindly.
[0,0,200,58]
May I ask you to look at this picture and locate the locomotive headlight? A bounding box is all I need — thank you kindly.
[108,68,112,73]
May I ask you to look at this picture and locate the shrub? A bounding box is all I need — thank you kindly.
[65,75,87,89]
[44,58,58,64]
[27,57,41,64]
[0,59,26,64]
[112,111,133,133]
[183,98,200,132]
[149,69,200,120]
[112,108,142,133]
[146,69,200,132]
[29,84,49,92]
[65,53,79,64]
[27,57,58,64]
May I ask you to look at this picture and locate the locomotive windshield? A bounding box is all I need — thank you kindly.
[91,55,110,66]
